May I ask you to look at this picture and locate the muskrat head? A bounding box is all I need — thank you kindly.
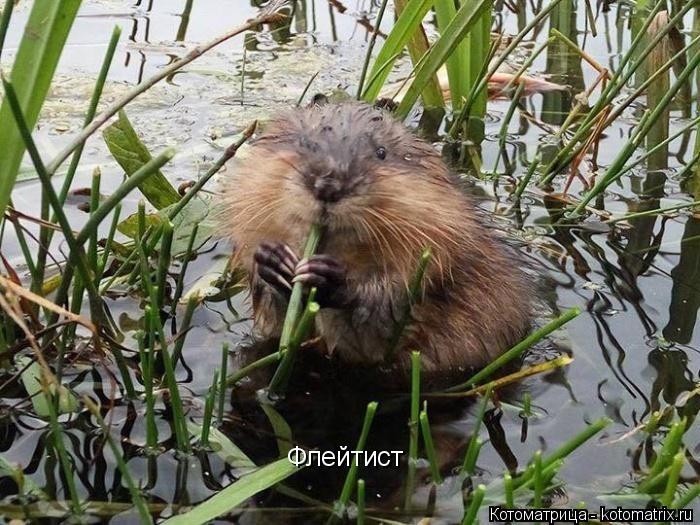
[222,102,465,276]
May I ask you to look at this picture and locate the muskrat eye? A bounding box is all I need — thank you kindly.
[375,147,387,160]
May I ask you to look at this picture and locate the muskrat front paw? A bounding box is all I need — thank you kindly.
[293,255,348,308]
[254,242,299,296]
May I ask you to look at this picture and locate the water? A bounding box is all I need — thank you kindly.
[1,0,699,523]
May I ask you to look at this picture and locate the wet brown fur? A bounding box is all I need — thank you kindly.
[219,102,531,383]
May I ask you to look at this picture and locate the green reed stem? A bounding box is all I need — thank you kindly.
[494,81,526,172]
[96,203,121,285]
[639,419,687,491]
[201,370,218,446]
[146,305,190,453]
[461,484,485,525]
[46,388,82,517]
[84,397,153,524]
[450,0,564,137]
[51,149,175,324]
[661,451,685,506]
[89,168,101,268]
[513,153,541,200]
[672,481,700,509]
[405,350,421,510]
[268,223,323,397]
[156,222,174,309]
[172,224,199,305]
[1,77,106,325]
[138,331,158,450]
[171,296,198,364]
[446,308,581,392]
[226,350,283,387]
[419,404,442,484]
[532,450,543,507]
[572,48,700,216]
[357,478,366,525]
[463,383,493,475]
[0,0,15,59]
[387,248,431,360]
[329,401,378,524]
[356,0,390,100]
[217,343,229,425]
[58,25,121,207]
[289,299,320,351]
[504,472,514,508]
[7,210,38,283]
[607,201,700,224]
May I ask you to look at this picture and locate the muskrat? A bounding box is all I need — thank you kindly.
[220,101,531,386]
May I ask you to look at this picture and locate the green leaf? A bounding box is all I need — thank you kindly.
[361,0,434,102]
[16,356,78,417]
[260,402,293,456]
[395,0,492,118]
[103,110,180,210]
[0,0,82,218]
[162,458,302,525]
[186,420,256,472]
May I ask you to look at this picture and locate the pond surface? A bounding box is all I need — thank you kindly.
[1,0,700,523]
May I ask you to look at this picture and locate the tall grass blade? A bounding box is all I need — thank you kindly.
[0,0,82,218]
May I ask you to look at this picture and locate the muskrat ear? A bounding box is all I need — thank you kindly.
[373,98,397,113]
[308,93,329,108]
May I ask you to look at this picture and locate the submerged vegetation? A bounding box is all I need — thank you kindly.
[0,0,699,523]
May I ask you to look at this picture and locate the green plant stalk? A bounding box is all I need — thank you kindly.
[102,124,255,293]
[0,0,82,219]
[156,222,174,309]
[515,417,610,489]
[89,168,102,268]
[607,201,700,224]
[395,0,492,119]
[137,200,147,245]
[419,408,442,484]
[387,248,431,359]
[84,397,153,524]
[329,401,378,524]
[446,307,581,392]
[541,0,690,181]
[50,149,175,324]
[361,0,434,102]
[138,332,158,450]
[357,478,366,525]
[171,296,199,364]
[462,437,482,478]
[639,419,687,491]
[146,305,190,453]
[532,450,543,507]
[226,351,284,387]
[405,350,421,510]
[467,3,493,119]
[289,300,320,351]
[672,481,700,509]
[434,0,468,110]
[1,78,107,326]
[462,383,493,474]
[661,451,685,506]
[0,0,15,58]
[46,388,82,517]
[7,211,38,283]
[217,343,229,425]
[572,48,700,216]
[96,204,122,285]
[58,25,121,207]
[201,370,218,446]
[268,223,323,396]
[494,81,526,171]
[504,472,514,508]
[356,0,390,99]
[172,224,199,305]
[449,0,564,136]
[461,484,485,525]
[513,153,541,201]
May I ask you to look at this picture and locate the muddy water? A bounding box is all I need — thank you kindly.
[1,0,699,523]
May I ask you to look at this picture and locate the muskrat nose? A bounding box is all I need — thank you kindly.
[312,176,343,203]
